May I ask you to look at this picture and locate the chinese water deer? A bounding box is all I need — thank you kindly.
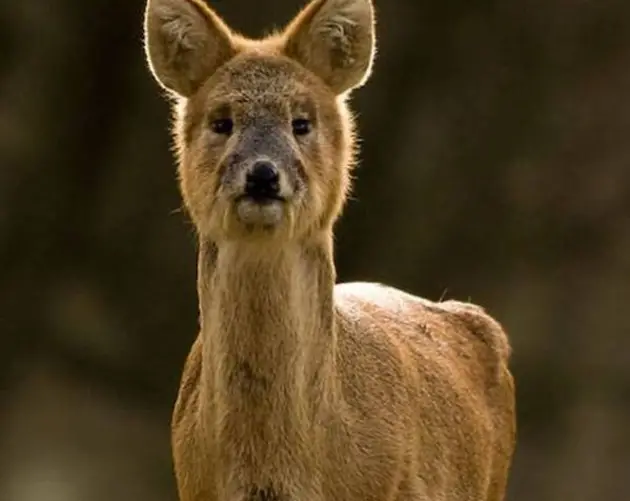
[143,0,516,500]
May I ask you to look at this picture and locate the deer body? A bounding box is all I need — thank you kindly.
[143,1,516,501]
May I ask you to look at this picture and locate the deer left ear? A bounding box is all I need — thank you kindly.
[283,0,376,95]
[144,0,235,97]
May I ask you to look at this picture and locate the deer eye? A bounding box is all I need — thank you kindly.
[292,118,312,136]
[210,118,233,136]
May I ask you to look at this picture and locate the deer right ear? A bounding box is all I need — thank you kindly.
[283,0,376,95]
[144,0,235,97]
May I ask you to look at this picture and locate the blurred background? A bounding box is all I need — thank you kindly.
[1,0,629,500]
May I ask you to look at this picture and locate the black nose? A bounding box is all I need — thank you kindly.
[245,161,280,199]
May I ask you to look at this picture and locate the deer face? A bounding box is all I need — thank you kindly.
[179,54,352,240]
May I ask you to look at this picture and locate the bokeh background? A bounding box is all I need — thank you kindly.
[2,0,629,500]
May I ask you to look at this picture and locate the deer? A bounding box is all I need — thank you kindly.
[142,0,516,500]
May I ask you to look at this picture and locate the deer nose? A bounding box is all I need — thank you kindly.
[245,161,281,199]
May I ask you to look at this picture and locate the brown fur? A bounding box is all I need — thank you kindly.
[143,1,516,501]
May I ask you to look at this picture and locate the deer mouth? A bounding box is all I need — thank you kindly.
[234,195,286,226]
[237,193,286,204]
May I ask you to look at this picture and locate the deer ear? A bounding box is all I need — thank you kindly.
[144,0,235,97]
[283,0,376,95]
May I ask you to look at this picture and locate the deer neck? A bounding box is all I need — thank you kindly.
[197,236,338,428]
